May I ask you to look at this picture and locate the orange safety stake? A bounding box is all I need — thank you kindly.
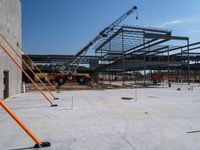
[18,45,60,94]
[0,99,51,148]
[0,32,59,100]
[0,43,57,107]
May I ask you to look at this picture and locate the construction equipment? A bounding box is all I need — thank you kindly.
[0,43,57,107]
[18,45,60,93]
[50,5,138,86]
[0,32,59,101]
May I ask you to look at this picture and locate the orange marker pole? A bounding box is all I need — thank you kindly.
[18,46,60,93]
[0,99,51,148]
[0,32,59,100]
[0,44,57,107]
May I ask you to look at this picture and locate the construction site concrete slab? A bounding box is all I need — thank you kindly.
[0,83,200,150]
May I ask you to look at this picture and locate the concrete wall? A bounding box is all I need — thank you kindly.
[0,0,22,99]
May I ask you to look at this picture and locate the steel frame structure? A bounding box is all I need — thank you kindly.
[93,25,200,85]
[22,25,200,85]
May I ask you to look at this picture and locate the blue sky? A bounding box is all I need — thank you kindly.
[22,0,200,55]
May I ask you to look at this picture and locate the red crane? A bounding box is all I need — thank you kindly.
[50,5,138,86]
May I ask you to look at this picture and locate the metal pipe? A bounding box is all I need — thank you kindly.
[0,99,42,145]
[122,30,125,85]
[0,44,56,107]
[143,31,146,86]
[0,32,58,100]
[187,39,190,85]
[18,46,60,93]
[0,99,51,148]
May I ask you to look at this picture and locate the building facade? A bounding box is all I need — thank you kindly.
[0,0,22,99]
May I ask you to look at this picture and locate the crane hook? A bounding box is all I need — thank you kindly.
[136,10,139,20]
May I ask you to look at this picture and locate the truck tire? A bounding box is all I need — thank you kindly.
[78,77,85,84]
[56,77,65,85]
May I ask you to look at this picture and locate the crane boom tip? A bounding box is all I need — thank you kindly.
[133,6,138,10]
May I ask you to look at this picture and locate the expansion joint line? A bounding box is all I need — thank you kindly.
[88,103,136,150]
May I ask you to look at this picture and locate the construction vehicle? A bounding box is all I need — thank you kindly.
[49,72,91,85]
[49,5,138,86]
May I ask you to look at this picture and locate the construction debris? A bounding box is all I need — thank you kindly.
[121,97,134,100]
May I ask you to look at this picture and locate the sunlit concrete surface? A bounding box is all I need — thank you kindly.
[0,83,200,150]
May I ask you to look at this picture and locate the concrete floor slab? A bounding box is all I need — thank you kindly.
[0,83,200,149]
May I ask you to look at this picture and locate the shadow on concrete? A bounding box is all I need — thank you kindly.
[187,130,200,134]
[9,146,34,150]
[9,106,49,110]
